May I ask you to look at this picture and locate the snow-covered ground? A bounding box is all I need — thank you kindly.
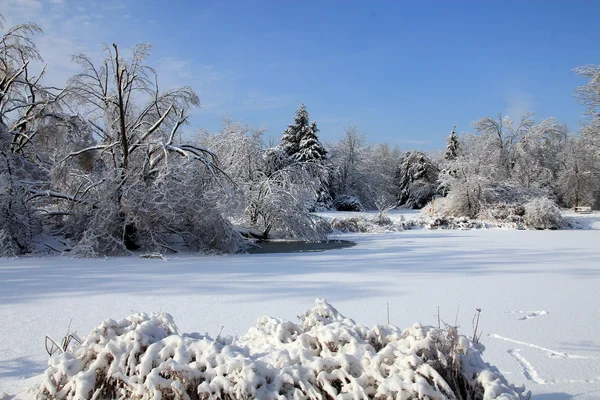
[1,211,599,399]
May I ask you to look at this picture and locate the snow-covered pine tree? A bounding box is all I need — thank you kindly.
[394,151,439,209]
[296,121,327,162]
[280,104,332,210]
[444,125,460,161]
[438,126,461,196]
[280,103,311,158]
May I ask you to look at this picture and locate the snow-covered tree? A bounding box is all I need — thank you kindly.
[0,15,62,255]
[327,126,402,210]
[438,126,461,196]
[59,43,243,255]
[435,114,575,220]
[328,126,371,209]
[280,104,331,210]
[472,113,535,181]
[244,158,329,240]
[574,64,600,122]
[296,121,327,162]
[394,151,439,209]
[512,118,568,190]
[444,125,460,161]
[556,134,600,209]
[199,119,328,241]
[280,103,310,157]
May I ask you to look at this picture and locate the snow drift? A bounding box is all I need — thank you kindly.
[35,300,529,400]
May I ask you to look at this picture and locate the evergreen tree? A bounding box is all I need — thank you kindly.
[280,103,331,209]
[297,121,327,162]
[394,151,439,209]
[439,126,461,196]
[281,103,327,162]
[444,126,460,161]
[280,103,310,157]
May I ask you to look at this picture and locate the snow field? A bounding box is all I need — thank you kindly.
[1,213,599,398]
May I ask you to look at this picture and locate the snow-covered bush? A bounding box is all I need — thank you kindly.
[333,194,363,211]
[523,197,564,229]
[36,300,529,400]
[330,217,372,233]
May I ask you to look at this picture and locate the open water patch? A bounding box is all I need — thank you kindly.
[247,240,356,254]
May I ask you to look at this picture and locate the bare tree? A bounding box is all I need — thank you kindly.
[60,43,241,255]
[0,14,61,255]
[574,64,600,120]
[472,113,535,180]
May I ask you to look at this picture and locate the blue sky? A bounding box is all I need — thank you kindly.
[2,0,599,149]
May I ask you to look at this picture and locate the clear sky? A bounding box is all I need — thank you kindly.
[2,0,599,150]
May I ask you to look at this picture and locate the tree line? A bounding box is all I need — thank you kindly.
[1,16,599,256]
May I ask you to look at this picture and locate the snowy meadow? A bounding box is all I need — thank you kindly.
[1,211,599,399]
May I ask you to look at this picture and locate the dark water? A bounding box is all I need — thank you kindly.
[247,240,356,254]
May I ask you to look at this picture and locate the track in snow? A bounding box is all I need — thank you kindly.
[507,310,549,321]
[490,333,600,360]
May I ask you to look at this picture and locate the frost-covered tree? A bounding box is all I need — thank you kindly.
[0,15,63,255]
[328,126,402,210]
[366,142,403,205]
[472,113,535,181]
[199,119,328,241]
[328,126,371,209]
[280,103,331,210]
[435,114,571,220]
[280,103,310,157]
[556,134,600,209]
[59,43,243,255]
[0,15,42,127]
[438,126,461,196]
[0,123,40,255]
[244,158,329,240]
[394,151,439,209]
[444,125,460,161]
[574,64,600,122]
[296,121,327,163]
[512,118,568,190]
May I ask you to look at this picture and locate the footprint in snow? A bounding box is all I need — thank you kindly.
[507,349,546,384]
[507,310,549,320]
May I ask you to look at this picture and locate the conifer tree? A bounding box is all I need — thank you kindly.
[280,103,331,209]
[280,103,310,157]
[297,121,327,162]
[444,126,460,161]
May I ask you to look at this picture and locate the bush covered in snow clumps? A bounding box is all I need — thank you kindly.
[36,300,529,400]
[523,197,564,230]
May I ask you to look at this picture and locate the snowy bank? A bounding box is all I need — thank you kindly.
[34,300,528,400]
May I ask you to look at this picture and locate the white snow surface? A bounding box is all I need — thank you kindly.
[1,211,600,399]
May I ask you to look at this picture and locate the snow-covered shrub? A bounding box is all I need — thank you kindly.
[330,217,371,233]
[37,300,529,400]
[480,203,525,223]
[333,194,363,211]
[425,182,484,219]
[419,216,488,230]
[373,213,393,226]
[523,197,564,229]
[329,215,417,233]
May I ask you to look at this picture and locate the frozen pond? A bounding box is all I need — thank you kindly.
[1,212,599,399]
